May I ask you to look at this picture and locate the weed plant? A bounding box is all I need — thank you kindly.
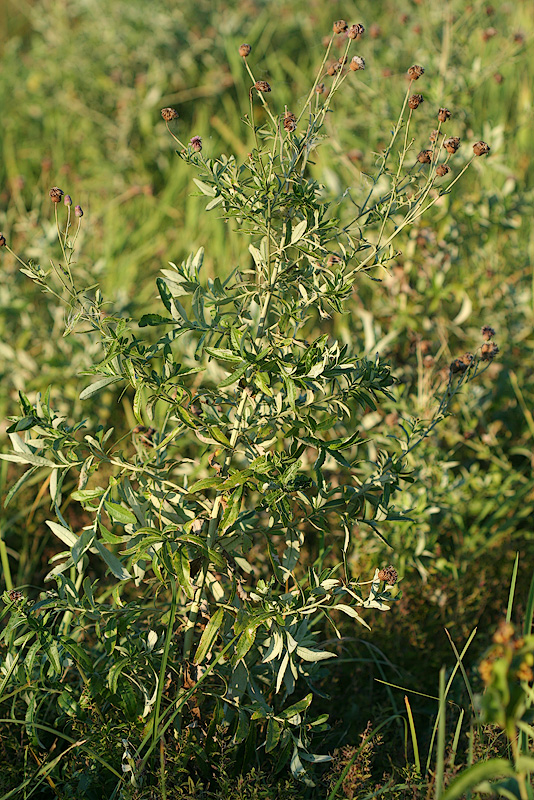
[0,3,533,798]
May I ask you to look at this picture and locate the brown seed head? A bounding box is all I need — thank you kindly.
[443,136,461,154]
[514,31,525,44]
[408,93,424,109]
[0,233,6,247]
[369,23,381,38]
[316,83,326,94]
[161,107,178,122]
[436,164,450,177]
[49,186,64,203]
[493,72,504,84]
[460,352,474,367]
[74,205,83,217]
[450,358,467,374]
[485,4,495,14]
[438,107,451,122]
[378,566,398,585]
[327,62,341,76]
[349,55,365,71]
[347,23,365,39]
[408,64,424,80]
[473,140,491,157]
[429,129,439,143]
[417,149,432,164]
[254,80,271,93]
[480,342,499,361]
[338,55,348,65]
[9,590,23,602]
[333,19,348,34]
[481,325,496,341]
[482,27,497,42]
[283,111,297,132]
[239,43,252,57]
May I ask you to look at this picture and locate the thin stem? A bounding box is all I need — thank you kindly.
[153,571,178,747]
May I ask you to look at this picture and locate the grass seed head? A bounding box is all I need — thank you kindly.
[473,140,491,156]
[481,342,499,360]
[347,23,365,39]
[333,20,348,34]
[349,55,365,71]
[161,107,178,121]
[436,164,450,177]
[409,93,424,109]
[438,107,451,122]
[239,43,252,57]
[408,64,424,80]
[443,136,461,154]
[49,186,64,203]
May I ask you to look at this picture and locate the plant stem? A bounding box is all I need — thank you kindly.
[153,571,178,747]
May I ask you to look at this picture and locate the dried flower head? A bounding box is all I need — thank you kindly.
[9,590,23,602]
[417,149,432,164]
[189,135,202,152]
[481,325,496,340]
[408,93,424,109]
[438,107,451,122]
[369,23,381,38]
[443,136,461,154]
[338,55,349,66]
[49,186,64,203]
[473,140,491,157]
[333,20,348,34]
[327,62,341,76]
[316,83,326,95]
[283,110,297,133]
[347,23,365,39]
[64,194,72,206]
[482,27,497,42]
[436,164,450,177]
[481,342,499,360]
[161,107,178,122]
[0,233,6,247]
[460,352,474,367]
[349,55,366,71]
[408,64,424,80]
[378,566,398,585]
[450,358,467,374]
[429,129,439,143]
[254,80,271,93]
[238,43,252,57]
[74,205,83,217]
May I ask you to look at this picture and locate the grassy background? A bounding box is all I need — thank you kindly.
[1,0,534,794]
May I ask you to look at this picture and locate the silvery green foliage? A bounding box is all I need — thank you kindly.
[1,42,483,784]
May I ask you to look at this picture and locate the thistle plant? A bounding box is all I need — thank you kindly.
[0,21,496,790]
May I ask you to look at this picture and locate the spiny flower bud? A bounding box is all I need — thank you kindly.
[473,140,491,156]
[161,107,178,121]
[408,93,424,109]
[64,194,72,206]
[481,342,499,360]
[239,43,252,57]
[49,186,64,203]
[436,164,450,177]
[349,55,365,71]
[74,205,83,217]
[378,566,398,585]
[189,135,202,152]
[254,80,271,93]
[0,233,6,247]
[283,110,297,132]
[333,19,348,34]
[408,64,424,80]
[347,23,365,39]
[438,107,451,122]
[443,136,461,154]
[417,150,432,163]
[481,325,496,340]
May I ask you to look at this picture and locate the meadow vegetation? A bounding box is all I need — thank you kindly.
[1,0,534,797]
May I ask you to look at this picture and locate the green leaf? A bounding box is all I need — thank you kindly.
[234,626,257,662]
[193,607,224,665]
[188,476,224,493]
[219,361,249,388]
[290,219,308,245]
[440,759,515,800]
[94,540,132,581]
[279,693,313,720]
[265,717,282,753]
[138,314,175,327]
[204,347,243,364]
[0,453,57,468]
[79,376,121,400]
[6,417,37,433]
[193,178,216,197]
[46,520,78,548]
[104,501,137,525]
[295,646,336,662]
